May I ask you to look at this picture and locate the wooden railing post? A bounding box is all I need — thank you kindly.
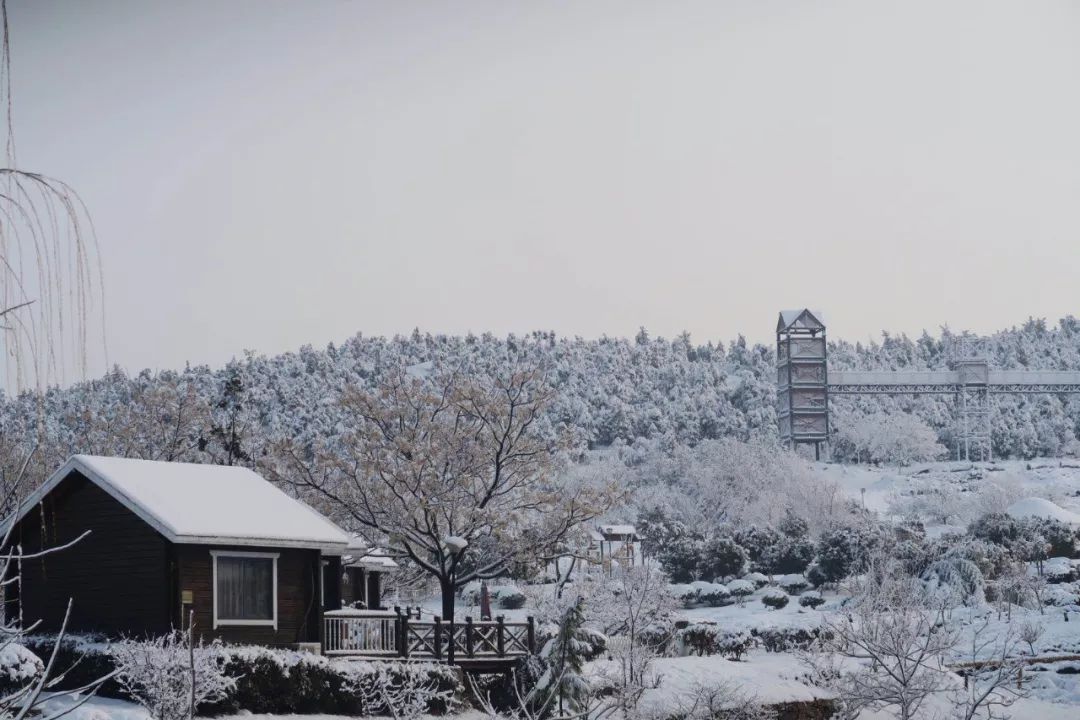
[496,615,506,657]
[396,606,410,658]
[433,616,443,660]
[447,620,456,665]
[527,616,536,653]
[465,616,475,658]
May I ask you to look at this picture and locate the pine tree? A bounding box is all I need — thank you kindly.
[541,597,592,717]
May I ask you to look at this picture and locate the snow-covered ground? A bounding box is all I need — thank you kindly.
[815,458,1080,528]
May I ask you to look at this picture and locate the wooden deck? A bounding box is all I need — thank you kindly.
[323,607,535,668]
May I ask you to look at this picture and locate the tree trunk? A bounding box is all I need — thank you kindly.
[441,577,456,622]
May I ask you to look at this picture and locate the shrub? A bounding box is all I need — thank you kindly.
[1026,518,1078,558]
[498,590,527,610]
[734,526,780,566]
[805,564,827,589]
[759,537,816,575]
[668,583,700,608]
[697,536,748,580]
[816,528,878,584]
[679,625,753,661]
[778,511,810,540]
[969,512,1023,547]
[761,588,789,610]
[777,574,809,595]
[798,591,825,610]
[657,534,705,583]
[637,621,677,655]
[754,626,830,652]
[742,572,769,589]
[726,579,755,601]
[690,581,731,607]
[111,631,235,720]
[921,557,986,607]
[22,636,463,717]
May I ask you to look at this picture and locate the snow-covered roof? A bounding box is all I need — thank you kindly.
[10,455,350,552]
[777,309,826,332]
[344,534,400,571]
[598,524,638,538]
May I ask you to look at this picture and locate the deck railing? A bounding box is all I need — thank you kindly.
[323,609,399,656]
[323,606,535,662]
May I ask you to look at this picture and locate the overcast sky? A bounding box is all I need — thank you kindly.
[10,0,1080,377]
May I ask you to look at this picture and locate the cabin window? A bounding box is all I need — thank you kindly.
[211,551,278,629]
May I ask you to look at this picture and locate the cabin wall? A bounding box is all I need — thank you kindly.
[12,472,172,636]
[174,544,322,646]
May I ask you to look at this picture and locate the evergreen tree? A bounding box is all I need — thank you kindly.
[541,597,592,716]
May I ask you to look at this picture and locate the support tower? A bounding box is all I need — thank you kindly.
[776,309,828,459]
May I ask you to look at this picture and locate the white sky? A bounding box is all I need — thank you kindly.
[10,0,1080,376]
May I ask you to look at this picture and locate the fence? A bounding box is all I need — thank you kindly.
[323,606,535,663]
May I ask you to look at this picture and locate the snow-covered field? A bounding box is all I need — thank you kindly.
[815,458,1080,522]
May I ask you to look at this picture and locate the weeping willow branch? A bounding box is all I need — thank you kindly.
[0,0,106,392]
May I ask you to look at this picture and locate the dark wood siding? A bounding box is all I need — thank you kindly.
[175,544,321,646]
[12,472,171,636]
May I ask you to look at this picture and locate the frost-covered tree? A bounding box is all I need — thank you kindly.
[697,536,747,580]
[813,558,959,720]
[271,367,613,620]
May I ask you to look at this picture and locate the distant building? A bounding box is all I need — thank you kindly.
[591,523,644,571]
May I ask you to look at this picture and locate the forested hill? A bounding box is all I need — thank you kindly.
[3,317,1080,483]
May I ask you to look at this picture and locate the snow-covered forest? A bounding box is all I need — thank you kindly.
[4,317,1080,490]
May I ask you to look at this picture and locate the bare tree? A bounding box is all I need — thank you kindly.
[269,367,614,620]
[811,557,959,720]
[950,616,1026,720]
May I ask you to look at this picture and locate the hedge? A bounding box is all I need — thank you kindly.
[20,635,465,716]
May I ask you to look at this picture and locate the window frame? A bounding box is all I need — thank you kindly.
[210,550,279,629]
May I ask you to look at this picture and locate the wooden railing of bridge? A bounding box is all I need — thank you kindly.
[323,606,536,664]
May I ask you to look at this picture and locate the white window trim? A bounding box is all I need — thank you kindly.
[211,550,279,630]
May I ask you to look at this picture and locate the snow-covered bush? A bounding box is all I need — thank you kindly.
[742,572,769,589]
[679,624,753,661]
[0,643,43,685]
[668,583,700,608]
[805,564,827,589]
[498,589,528,609]
[754,626,830,652]
[348,661,459,720]
[1043,557,1079,584]
[111,631,234,720]
[816,527,880,584]
[921,557,986,607]
[690,581,731,607]
[726,579,755,603]
[799,591,825,610]
[778,574,809,595]
[761,588,789,610]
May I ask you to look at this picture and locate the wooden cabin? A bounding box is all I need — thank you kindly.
[3,455,394,648]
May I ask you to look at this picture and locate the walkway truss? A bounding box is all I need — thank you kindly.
[776,310,1080,461]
